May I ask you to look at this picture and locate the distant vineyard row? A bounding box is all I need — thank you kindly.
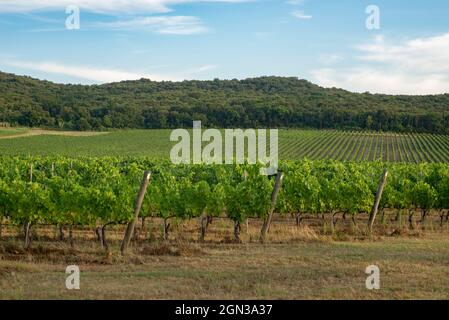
[0,129,448,163]
[281,130,449,162]
[0,157,448,248]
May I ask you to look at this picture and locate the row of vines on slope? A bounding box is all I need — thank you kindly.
[0,157,448,249]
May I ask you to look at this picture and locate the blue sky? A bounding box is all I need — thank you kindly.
[1,0,449,94]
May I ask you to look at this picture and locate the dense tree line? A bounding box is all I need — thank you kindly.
[1,71,448,133]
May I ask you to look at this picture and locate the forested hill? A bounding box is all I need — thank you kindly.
[1,71,448,133]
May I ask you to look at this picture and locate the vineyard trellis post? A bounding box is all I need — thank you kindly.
[368,169,389,234]
[260,171,284,243]
[24,222,32,249]
[24,163,34,249]
[121,171,152,255]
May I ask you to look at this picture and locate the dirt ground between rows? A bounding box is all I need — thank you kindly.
[0,128,107,139]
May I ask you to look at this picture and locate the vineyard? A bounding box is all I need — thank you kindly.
[281,130,449,162]
[0,156,448,251]
[1,129,449,163]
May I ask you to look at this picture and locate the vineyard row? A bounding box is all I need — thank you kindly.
[0,157,448,249]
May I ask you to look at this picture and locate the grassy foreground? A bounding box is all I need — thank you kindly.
[1,228,448,300]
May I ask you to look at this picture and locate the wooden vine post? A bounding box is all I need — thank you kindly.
[24,222,32,249]
[368,169,389,234]
[260,171,284,243]
[121,171,152,255]
[24,164,33,249]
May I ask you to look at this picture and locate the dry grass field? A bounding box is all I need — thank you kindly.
[1,215,448,300]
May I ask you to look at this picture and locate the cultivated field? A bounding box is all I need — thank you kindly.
[1,128,448,300]
[281,130,449,162]
[0,128,448,162]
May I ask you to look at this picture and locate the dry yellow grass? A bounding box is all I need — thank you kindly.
[0,218,448,300]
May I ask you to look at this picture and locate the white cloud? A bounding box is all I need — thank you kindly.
[4,60,176,82]
[4,60,217,83]
[190,65,217,73]
[288,0,311,20]
[311,68,449,95]
[310,33,449,95]
[286,0,304,5]
[98,16,208,35]
[356,33,449,73]
[291,10,311,19]
[0,0,253,14]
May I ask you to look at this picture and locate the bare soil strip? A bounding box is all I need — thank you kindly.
[0,128,108,139]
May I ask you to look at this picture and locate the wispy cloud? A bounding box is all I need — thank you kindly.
[287,0,311,20]
[189,65,217,73]
[3,59,217,83]
[291,10,312,19]
[0,1,250,35]
[310,33,449,95]
[286,0,304,5]
[311,68,449,95]
[318,54,343,65]
[97,16,209,35]
[0,0,253,14]
[356,34,449,73]
[4,60,174,82]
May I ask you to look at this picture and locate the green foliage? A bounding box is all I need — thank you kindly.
[0,156,448,228]
[1,72,449,133]
[410,181,437,210]
[1,129,449,164]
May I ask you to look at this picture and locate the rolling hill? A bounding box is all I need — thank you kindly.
[0,71,448,133]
